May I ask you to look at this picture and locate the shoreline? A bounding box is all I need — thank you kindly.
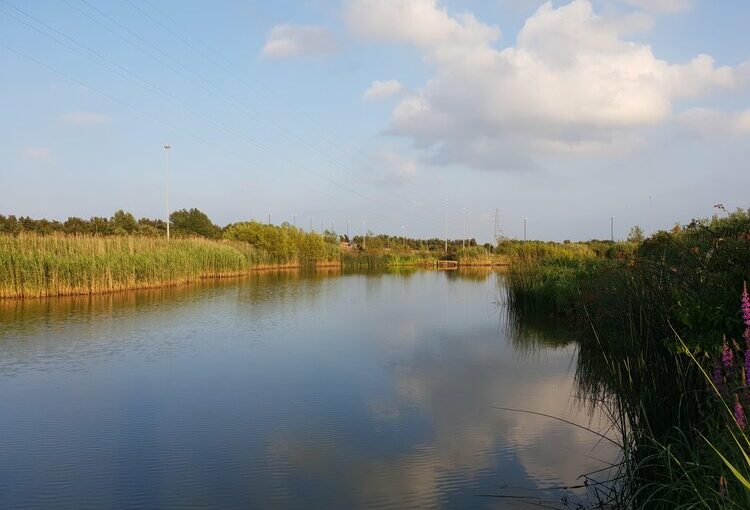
[1,262,508,300]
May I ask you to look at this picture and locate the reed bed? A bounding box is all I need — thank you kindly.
[341,250,439,269]
[0,234,253,298]
[502,210,750,507]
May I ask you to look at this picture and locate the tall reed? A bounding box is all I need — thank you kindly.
[0,234,252,298]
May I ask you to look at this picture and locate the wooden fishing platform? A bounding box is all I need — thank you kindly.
[437,260,458,269]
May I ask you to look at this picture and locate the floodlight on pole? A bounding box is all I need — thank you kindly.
[523,217,527,241]
[163,144,171,241]
[462,207,467,249]
[444,198,448,253]
[649,195,653,236]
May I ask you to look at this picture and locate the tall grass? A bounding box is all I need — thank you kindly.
[0,234,253,298]
[502,240,633,315]
[341,249,439,269]
[502,210,750,507]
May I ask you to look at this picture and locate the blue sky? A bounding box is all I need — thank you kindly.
[1,0,749,241]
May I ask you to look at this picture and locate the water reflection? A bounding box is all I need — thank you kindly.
[0,270,616,509]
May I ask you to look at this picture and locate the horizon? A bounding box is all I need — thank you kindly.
[2,0,749,242]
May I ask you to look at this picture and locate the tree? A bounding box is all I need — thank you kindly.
[628,225,645,243]
[64,217,90,234]
[170,208,220,238]
[111,210,137,233]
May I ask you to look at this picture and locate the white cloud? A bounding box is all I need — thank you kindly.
[20,146,52,162]
[363,79,403,100]
[623,0,691,13]
[347,0,500,49]
[346,0,750,171]
[678,108,750,138]
[375,151,418,184]
[60,111,110,126]
[261,24,337,59]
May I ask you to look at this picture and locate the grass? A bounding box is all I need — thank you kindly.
[0,234,256,298]
[341,249,440,269]
[501,240,634,316]
[502,209,750,508]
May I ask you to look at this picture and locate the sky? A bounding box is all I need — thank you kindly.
[1,0,749,242]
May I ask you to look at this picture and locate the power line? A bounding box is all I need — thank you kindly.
[0,39,394,232]
[73,0,447,234]
[120,0,447,215]
[0,4,441,235]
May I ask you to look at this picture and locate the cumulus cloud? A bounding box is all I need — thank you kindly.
[346,0,750,171]
[363,79,403,100]
[374,151,419,185]
[20,146,52,162]
[60,111,110,126]
[623,0,692,13]
[261,24,337,59]
[678,108,750,138]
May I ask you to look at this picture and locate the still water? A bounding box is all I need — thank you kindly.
[0,269,617,509]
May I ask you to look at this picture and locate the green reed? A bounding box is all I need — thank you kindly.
[0,234,251,298]
[503,210,750,507]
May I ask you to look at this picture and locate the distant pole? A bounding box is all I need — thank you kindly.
[363,221,366,249]
[163,144,171,241]
[321,221,324,232]
[649,195,653,236]
[523,217,527,241]
[611,216,615,242]
[444,199,448,253]
[493,208,499,245]
[309,216,312,233]
[268,212,271,225]
[293,213,296,228]
[331,221,335,234]
[402,225,406,248]
[462,207,466,249]
[346,219,350,239]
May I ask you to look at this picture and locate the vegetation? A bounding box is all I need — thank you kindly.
[0,235,249,298]
[503,208,750,508]
[0,208,507,297]
[223,221,339,265]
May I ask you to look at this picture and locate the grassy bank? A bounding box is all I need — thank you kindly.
[0,233,343,299]
[0,234,252,298]
[503,209,750,508]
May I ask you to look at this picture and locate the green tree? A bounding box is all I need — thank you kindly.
[627,225,645,243]
[111,210,137,234]
[170,208,220,238]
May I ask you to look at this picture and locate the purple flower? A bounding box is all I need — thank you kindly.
[742,282,750,328]
[735,395,747,429]
[723,337,734,371]
[714,359,726,395]
[745,349,750,388]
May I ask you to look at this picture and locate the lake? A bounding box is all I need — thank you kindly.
[0,269,617,509]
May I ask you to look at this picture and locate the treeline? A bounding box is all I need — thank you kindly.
[0,209,216,238]
[349,233,488,254]
[0,209,490,257]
